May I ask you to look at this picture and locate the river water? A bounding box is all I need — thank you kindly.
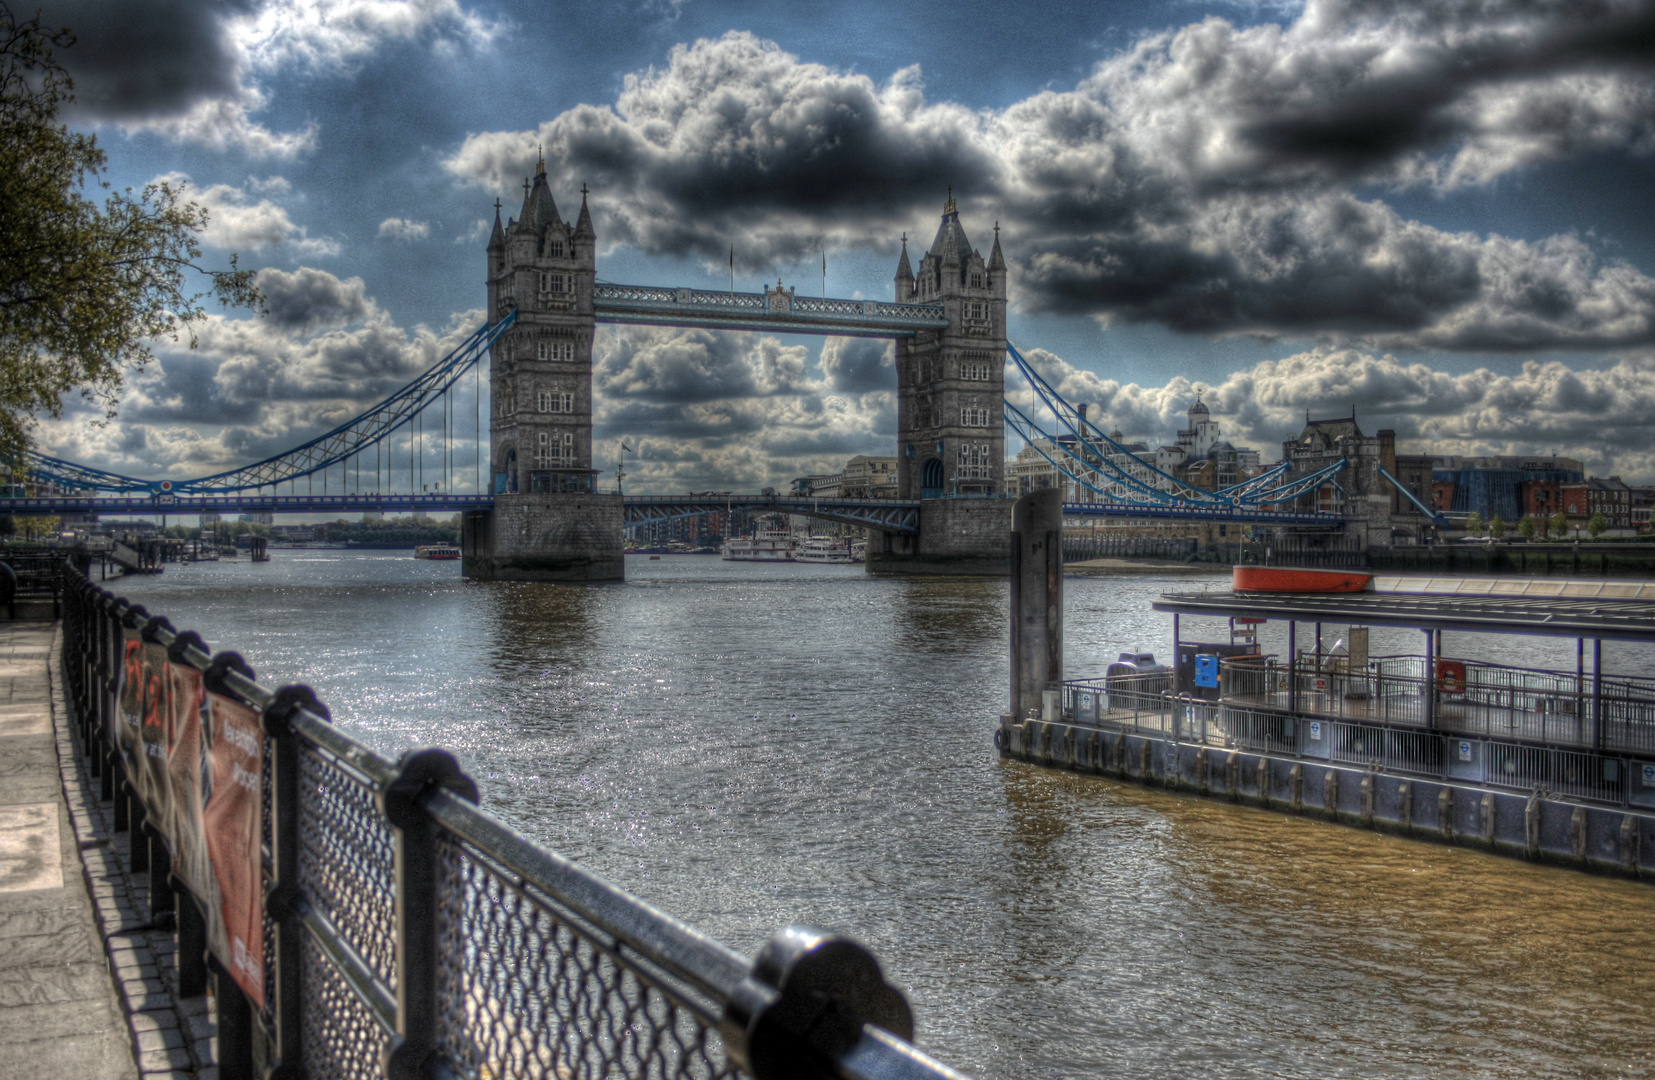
[113,552,1655,1079]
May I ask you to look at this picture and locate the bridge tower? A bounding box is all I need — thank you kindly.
[462,156,625,581]
[870,193,1012,573]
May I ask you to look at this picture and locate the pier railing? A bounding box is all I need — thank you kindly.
[58,565,970,1080]
[1060,664,1655,808]
[1217,653,1655,755]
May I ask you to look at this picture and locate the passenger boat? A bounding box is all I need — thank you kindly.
[414,544,462,560]
[1232,566,1372,593]
[721,531,795,561]
[794,536,853,564]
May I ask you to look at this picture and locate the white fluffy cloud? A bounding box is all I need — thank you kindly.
[377,217,430,241]
[446,5,1655,350]
[1012,343,1655,481]
[157,173,339,256]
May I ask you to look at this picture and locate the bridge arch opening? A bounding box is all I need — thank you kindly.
[920,458,944,499]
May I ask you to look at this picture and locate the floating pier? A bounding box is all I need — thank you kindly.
[1002,562,1655,879]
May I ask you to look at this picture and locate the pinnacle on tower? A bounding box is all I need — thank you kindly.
[988,220,1005,271]
[895,232,913,281]
[574,182,594,238]
[488,197,505,250]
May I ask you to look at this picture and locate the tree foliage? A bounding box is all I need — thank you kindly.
[1518,515,1537,540]
[1488,514,1506,539]
[1588,511,1609,538]
[1465,510,1483,535]
[1550,511,1571,539]
[0,4,260,470]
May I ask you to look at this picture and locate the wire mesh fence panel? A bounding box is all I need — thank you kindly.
[296,744,400,991]
[433,834,741,1080]
[299,932,392,1080]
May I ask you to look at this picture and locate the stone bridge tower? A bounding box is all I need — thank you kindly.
[869,193,1012,574]
[462,156,625,581]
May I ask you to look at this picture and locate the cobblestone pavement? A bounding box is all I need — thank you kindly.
[1,619,224,1080]
[0,620,136,1079]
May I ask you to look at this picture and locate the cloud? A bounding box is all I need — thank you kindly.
[45,0,500,156]
[445,11,1655,350]
[377,217,430,241]
[256,266,373,332]
[158,173,340,255]
[1013,343,1655,482]
[819,337,893,393]
[36,269,480,478]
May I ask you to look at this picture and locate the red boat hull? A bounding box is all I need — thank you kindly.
[1232,566,1372,593]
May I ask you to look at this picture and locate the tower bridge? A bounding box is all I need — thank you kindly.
[17,158,1355,578]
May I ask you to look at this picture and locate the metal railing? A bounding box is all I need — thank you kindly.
[1,548,69,616]
[58,565,970,1080]
[1218,653,1655,755]
[1057,674,1653,808]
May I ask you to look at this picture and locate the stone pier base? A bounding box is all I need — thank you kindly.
[463,493,625,582]
[866,497,1013,576]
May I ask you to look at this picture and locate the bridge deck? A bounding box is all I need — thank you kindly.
[7,493,1345,530]
[593,284,949,338]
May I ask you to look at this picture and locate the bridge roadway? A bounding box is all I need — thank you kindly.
[6,493,1344,532]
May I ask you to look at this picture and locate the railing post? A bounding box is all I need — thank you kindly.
[211,957,257,1080]
[263,685,329,1080]
[721,925,915,1080]
[378,749,479,1080]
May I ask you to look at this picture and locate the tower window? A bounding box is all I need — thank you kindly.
[958,442,992,479]
[537,391,575,413]
[966,300,987,321]
[961,406,993,427]
[547,239,565,257]
[960,361,994,381]
[539,271,570,295]
[969,270,985,288]
[534,431,574,468]
[537,340,575,362]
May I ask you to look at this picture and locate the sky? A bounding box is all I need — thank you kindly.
[27,0,1655,494]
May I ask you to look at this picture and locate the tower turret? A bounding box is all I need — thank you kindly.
[894,234,914,302]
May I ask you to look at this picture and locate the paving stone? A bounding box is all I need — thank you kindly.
[134,1027,184,1052]
[137,1046,191,1072]
[128,1010,179,1033]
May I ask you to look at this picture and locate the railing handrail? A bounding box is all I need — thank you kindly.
[57,561,972,1080]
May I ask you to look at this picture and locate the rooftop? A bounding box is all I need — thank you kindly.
[1153,575,1655,643]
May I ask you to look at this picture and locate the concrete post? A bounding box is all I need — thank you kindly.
[1010,489,1063,721]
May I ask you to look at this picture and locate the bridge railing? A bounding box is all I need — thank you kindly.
[59,564,970,1080]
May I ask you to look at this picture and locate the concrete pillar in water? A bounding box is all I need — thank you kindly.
[1010,488,1063,720]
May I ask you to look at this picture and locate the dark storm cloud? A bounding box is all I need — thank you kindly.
[448,6,1655,348]
[36,0,256,120]
[258,267,372,332]
[819,337,892,393]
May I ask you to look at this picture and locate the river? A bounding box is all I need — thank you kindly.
[111,551,1655,1079]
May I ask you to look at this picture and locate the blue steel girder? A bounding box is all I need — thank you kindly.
[1061,501,1343,526]
[7,493,496,516]
[623,494,920,535]
[593,284,949,339]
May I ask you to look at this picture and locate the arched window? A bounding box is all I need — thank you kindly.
[921,458,945,498]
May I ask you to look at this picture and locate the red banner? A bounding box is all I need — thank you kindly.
[117,633,144,772]
[133,641,173,814]
[204,692,266,1008]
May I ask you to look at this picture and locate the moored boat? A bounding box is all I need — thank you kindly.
[795,536,853,564]
[722,530,795,561]
[1232,566,1372,593]
[414,544,462,560]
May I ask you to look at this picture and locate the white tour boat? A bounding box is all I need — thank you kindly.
[794,536,854,564]
[721,530,796,562]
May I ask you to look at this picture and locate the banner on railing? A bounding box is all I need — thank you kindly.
[117,629,144,781]
[163,661,214,905]
[203,692,267,1007]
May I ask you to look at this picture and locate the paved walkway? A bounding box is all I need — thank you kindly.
[0,620,136,1079]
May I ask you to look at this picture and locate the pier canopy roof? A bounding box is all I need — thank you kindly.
[1153,576,1655,643]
